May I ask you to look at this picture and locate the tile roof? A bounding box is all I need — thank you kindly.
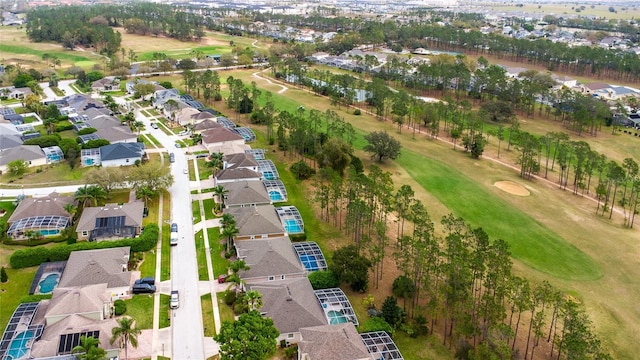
[58,247,132,288]
[226,205,284,237]
[8,192,73,223]
[298,323,373,360]
[235,237,305,279]
[222,180,271,207]
[76,203,144,234]
[248,277,326,334]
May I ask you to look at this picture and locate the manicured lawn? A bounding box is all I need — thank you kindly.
[123,294,154,330]
[160,294,170,328]
[396,150,603,281]
[161,191,171,281]
[202,198,216,220]
[0,267,37,333]
[138,250,156,278]
[196,159,213,180]
[0,162,91,185]
[201,293,215,337]
[192,200,201,223]
[195,230,209,281]
[107,190,131,204]
[207,227,228,277]
[216,292,235,324]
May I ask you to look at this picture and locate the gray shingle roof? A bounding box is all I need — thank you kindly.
[226,205,284,237]
[99,142,144,161]
[215,167,262,181]
[192,119,222,132]
[248,277,326,334]
[58,247,132,288]
[8,192,73,223]
[76,202,144,233]
[235,237,305,279]
[202,127,244,144]
[222,180,271,207]
[0,144,44,166]
[224,153,259,169]
[43,283,110,319]
[299,323,373,360]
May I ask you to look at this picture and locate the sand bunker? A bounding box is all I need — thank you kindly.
[494,181,530,196]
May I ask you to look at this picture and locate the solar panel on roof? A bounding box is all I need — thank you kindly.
[0,107,16,116]
[58,331,99,354]
[95,216,125,228]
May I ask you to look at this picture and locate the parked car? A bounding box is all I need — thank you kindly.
[170,290,180,309]
[175,143,182,148]
[136,277,155,286]
[132,283,156,294]
[150,122,158,129]
[169,153,175,163]
[183,168,188,174]
[171,223,178,232]
[217,275,227,284]
[170,232,178,246]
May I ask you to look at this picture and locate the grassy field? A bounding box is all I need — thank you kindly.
[160,191,171,281]
[124,295,154,330]
[0,267,37,333]
[206,227,228,277]
[195,230,209,281]
[201,293,215,337]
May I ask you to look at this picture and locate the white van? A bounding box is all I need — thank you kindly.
[170,231,178,246]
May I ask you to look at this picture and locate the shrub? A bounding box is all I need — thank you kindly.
[224,291,236,306]
[20,294,52,303]
[308,270,339,290]
[77,127,97,135]
[354,108,361,115]
[10,225,158,268]
[113,299,127,315]
[0,267,7,283]
[357,316,394,335]
[290,161,315,180]
[54,123,75,132]
[284,346,298,359]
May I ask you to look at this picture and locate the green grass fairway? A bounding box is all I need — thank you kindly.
[398,150,603,281]
[0,44,90,62]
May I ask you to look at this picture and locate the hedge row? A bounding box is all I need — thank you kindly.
[10,224,158,269]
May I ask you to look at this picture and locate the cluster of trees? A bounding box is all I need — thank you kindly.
[26,8,121,55]
[82,164,174,200]
[317,162,609,358]
[225,76,257,114]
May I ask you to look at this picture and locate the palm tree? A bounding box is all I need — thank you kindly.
[110,317,141,360]
[72,335,106,360]
[226,259,250,294]
[87,185,108,207]
[63,202,77,225]
[222,223,239,252]
[74,185,93,208]
[136,187,156,208]
[242,290,263,312]
[212,185,229,210]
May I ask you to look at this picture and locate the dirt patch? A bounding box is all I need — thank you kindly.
[494,181,530,196]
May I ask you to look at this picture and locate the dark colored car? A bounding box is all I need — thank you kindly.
[171,223,178,232]
[132,283,156,294]
[169,153,175,163]
[135,277,155,286]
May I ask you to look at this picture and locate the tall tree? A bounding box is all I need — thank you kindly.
[110,317,141,360]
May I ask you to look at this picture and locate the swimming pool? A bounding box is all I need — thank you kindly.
[327,310,348,325]
[6,330,34,360]
[284,219,302,233]
[39,273,60,294]
[268,191,284,201]
[299,254,318,271]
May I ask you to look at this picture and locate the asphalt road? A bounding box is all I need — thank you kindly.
[136,111,206,359]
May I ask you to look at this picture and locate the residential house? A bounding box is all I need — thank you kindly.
[126,79,165,95]
[100,142,145,167]
[201,127,247,155]
[551,74,577,88]
[214,167,262,185]
[248,277,326,345]
[1,86,33,100]
[162,99,191,120]
[223,152,259,171]
[173,107,216,126]
[0,123,23,151]
[235,237,306,283]
[153,88,180,108]
[29,284,121,359]
[192,119,223,134]
[6,192,73,240]
[91,76,120,92]
[76,202,144,241]
[298,323,373,360]
[64,94,107,114]
[222,180,271,208]
[58,247,133,298]
[0,145,47,173]
[86,114,138,144]
[225,205,285,240]
[581,82,611,95]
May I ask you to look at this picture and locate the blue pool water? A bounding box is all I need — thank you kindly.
[268,191,284,201]
[39,229,59,236]
[299,254,318,271]
[263,172,276,180]
[327,310,347,325]
[6,330,34,359]
[39,273,60,293]
[284,219,302,233]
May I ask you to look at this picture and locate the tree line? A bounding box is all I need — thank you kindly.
[313,163,610,359]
